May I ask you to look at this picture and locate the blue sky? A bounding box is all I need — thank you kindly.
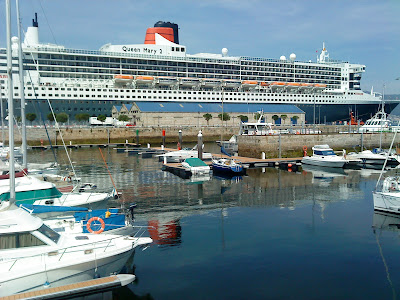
[1,0,399,94]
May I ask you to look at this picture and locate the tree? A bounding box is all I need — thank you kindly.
[272,115,280,124]
[75,113,90,123]
[203,113,212,125]
[281,114,287,125]
[254,112,261,121]
[16,116,22,123]
[56,112,69,123]
[118,115,130,122]
[292,115,299,125]
[97,115,106,122]
[238,115,248,122]
[26,113,36,124]
[47,113,55,122]
[218,112,230,121]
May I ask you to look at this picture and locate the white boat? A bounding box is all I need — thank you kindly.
[216,135,238,154]
[181,157,211,175]
[0,202,152,297]
[158,149,213,163]
[373,176,400,214]
[346,149,399,166]
[0,142,22,160]
[301,144,348,168]
[0,175,115,207]
[239,112,278,136]
[358,106,392,133]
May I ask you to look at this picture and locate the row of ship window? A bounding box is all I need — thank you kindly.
[7,92,338,103]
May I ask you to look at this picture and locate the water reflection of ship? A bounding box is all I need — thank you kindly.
[148,219,182,246]
[301,164,347,186]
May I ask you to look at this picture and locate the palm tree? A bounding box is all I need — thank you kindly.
[272,115,279,124]
[281,114,287,125]
[203,113,212,125]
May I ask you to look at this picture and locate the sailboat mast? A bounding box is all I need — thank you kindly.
[16,0,27,169]
[6,0,16,202]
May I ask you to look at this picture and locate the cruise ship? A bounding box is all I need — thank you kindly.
[1,14,395,124]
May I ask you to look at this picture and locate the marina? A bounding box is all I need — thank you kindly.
[0,1,400,299]
[3,145,399,299]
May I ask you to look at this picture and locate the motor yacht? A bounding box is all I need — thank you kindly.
[0,201,152,297]
[301,144,348,168]
[181,157,211,175]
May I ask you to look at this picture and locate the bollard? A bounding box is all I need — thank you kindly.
[162,130,166,148]
[161,145,164,150]
[178,130,182,150]
[262,152,266,159]
[125,139,128,144]
[69,141,72,145]
[163,155,167,164]
[197,130,203,160]
[147,143,150,148]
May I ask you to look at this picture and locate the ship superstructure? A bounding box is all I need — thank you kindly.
[0,14,391,123]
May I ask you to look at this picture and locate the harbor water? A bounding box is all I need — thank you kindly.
[30,145,400,299]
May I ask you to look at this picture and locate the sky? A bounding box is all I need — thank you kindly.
[1,0,399,94]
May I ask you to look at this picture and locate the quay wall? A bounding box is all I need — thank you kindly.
[237,132,400,158]
[9,126,238,145]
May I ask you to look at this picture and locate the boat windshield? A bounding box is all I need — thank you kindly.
[314,150,335,156]
[37,224,60,244]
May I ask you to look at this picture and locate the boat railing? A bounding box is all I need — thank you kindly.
[2,232,146,272]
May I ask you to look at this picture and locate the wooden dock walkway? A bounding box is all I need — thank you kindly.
[0,274,135,300]
[156,147,302,178]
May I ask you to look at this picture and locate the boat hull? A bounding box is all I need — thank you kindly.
[301,157,346,168]
[373,191,400,214]
[0,249,134,297]
[297,102,398,124]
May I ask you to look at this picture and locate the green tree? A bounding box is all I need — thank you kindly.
[75,113,90,123]
[56,112,69,123]
[203,113,212,125]
[97,115,107,122]
[47,113,55,122]
[16,116,22,123]
[292,115,299,124]
[238,115,248,122]
[118,115,130,122]
[272,115,279,124]
[218,112,230,121]
[26,113,37,123]
[254,112,261,121]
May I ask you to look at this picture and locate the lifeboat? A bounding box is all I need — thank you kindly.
[222,79,241,88]
[313,83,327,91]
[201,78,222,88]
[114,75,134,83]
[136,76,155,84]
[270,81,287,92]
[259,82,270,87]
[155,76,177,86]
[286,82,301,91]
[299,83,313,91]
[241,80,258,89]
[179,77,200,87]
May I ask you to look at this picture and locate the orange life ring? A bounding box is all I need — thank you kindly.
[303,146,307,151]
[86,217,105,234]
